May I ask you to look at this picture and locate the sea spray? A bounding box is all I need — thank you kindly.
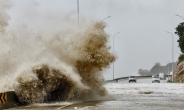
[0,0,10,33]
[0,1,116,103]
[13,62,89,103]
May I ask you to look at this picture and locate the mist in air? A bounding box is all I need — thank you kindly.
[0,1,115,103]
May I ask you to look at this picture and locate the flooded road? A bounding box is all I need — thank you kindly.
[9,78,184,110]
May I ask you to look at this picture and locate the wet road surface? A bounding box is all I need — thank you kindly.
[8,78,184,110]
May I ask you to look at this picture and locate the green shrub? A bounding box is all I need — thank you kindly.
[179,78,184,83]
[177,54,184,65]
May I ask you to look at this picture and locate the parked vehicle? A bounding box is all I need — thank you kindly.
[129,76,136,83]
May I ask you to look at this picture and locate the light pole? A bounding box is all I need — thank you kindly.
[175,14,184,21]
[103,16,111,21]
[77,0,79,24]
[113,32,120,80]
[166,31,174,82]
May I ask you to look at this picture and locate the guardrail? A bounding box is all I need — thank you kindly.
[105,76,152,83]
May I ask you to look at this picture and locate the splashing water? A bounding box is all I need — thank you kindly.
[0,1,115,104]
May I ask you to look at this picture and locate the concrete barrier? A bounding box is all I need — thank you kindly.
[0,91,20,109]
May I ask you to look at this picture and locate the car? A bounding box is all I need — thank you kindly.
[129,76,136,83]
[152,76,160,83]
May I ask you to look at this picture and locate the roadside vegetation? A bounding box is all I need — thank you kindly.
[174,22,184,83]
[175,22,184,53]
[177,54,184,65]
[178,78,184,83]
[175,22,184,65]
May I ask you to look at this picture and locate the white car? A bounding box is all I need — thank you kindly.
[129,76,136,83]
[152,76,160,83]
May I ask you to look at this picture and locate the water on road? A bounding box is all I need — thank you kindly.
[9,78,184,110]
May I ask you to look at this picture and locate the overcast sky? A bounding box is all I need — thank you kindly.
[81,0,184,80]
[75,0,183,80]
[10,0,184,80]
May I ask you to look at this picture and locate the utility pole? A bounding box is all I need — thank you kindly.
[166,31,174,82]
[77,0,79,24]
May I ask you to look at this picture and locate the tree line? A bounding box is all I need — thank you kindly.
[138,62,176,76]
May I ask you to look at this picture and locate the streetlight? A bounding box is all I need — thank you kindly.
[103,16,111,21]
[175,14,184,21]
[166,31,174,82]
[113,32,120,80]
[77,0,79,24]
